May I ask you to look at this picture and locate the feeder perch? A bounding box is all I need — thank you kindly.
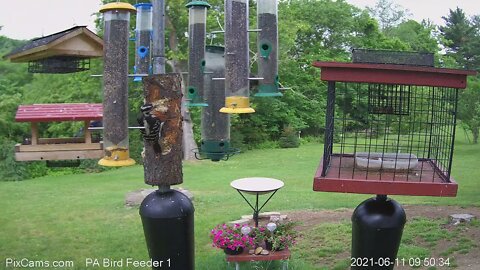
[313,52,476,197]
[133,3,153,82]
[255,0,282,97]
[98,2,136,167]
[220,0,255,114]
[3,26,103,73]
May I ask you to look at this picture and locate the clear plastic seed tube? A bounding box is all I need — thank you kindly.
[220,0,255,114]
[201,46,230,161]
[134,3,152,82]
[256,0,281,97]
[99,3,136,166]
[186,1,210,106]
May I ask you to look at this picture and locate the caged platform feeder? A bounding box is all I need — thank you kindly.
[312,54,476,197]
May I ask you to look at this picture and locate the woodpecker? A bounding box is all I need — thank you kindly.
[138,103,163,154]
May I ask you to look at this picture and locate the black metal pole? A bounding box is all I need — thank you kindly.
[254,193,259,227]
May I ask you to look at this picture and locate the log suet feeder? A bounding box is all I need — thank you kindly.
[220,0,255,114]
[313,51,477,197]
[98,2,136,167]
[3,26,103,74]
[255,0,282,97]
[133,3,153,82]
[186,1,210,107]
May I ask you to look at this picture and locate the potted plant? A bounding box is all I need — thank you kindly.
[261,221,298,251]
[210,223,255,255]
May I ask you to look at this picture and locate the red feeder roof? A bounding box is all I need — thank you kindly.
[313,62,477,88]
[15,103,103,122]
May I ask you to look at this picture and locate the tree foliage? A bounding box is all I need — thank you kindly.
[439,8,480,143]
[0,1,478,180]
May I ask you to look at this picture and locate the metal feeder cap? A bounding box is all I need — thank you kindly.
[100,2,136,13]
[185,1,211,8]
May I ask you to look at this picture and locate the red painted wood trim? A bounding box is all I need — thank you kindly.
[312,160,458,197]
[15,103,103,122]
[312,61,477,89]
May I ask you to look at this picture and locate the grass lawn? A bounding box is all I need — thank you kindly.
[0,133,479,269]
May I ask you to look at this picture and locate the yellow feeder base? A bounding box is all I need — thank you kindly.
[98,146,136,167]
[220,96,255,114]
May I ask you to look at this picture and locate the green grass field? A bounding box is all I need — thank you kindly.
[1,133,479,269]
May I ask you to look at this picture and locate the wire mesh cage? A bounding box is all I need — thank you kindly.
[28,56,90,73]
[323,82,457,182]
[352,49,434,67]
[313,61,476,196]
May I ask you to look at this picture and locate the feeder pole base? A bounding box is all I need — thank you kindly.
[351,195,406,270]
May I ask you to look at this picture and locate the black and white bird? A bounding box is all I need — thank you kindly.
[138,103,163,154]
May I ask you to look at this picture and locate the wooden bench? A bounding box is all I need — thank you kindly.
[225,249,290,270]
[15,103,103,161]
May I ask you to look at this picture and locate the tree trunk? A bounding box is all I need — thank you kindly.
[473,127,479,144]
[166,14,198,161]
[142,74,183,186]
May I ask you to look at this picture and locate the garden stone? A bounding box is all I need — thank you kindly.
[449,214,476,225]
[229,219,250,226]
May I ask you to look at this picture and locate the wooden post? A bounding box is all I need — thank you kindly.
[142,74,183,186]
[31,123,38,145]
[84,121,92,144]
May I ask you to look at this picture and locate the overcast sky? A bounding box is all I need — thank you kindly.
[0,0,479,40]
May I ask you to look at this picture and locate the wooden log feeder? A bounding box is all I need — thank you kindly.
[142,74,183,186]
[14,103,103,161]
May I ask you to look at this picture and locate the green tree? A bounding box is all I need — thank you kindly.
[366,0,410,32]
[439,8,480,143]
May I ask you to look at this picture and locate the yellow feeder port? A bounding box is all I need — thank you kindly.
[98,146,136,167]
[219,96,255,114]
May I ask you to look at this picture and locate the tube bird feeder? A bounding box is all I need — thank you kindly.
[186,1,210,107]
[98,2,136,167]
[220,0,255,114]
[255,0,281,97]
[199,46,237,161]
[134,3,153,82]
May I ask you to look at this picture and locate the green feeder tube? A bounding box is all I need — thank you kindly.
[255,0,282,97]
[201,46,232,161]
[186,1,210,107]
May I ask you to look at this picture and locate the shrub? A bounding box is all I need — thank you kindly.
[279,126,300,148]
